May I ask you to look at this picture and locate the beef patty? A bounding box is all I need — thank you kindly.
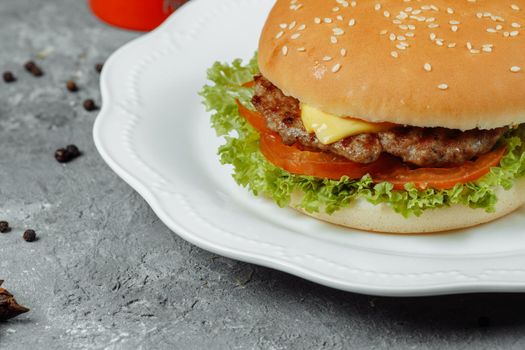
[251,75,506,167]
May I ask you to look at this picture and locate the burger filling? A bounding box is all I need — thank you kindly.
[252,75,507,167]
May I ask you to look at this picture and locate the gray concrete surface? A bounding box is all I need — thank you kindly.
[1,1,525,349]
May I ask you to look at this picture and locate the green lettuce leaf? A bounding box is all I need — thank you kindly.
[199,55,525,218]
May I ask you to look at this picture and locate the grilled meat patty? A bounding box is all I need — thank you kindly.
[251,75,506,167]
[378,127,506,167]
[251,75,383,163]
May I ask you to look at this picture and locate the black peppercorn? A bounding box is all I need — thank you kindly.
[24,61,35,71]
[23,230,36,242]
[66,80,78,92]
[66,144,81,158]
[24,61,44,77]
[0,221,10,233]
[83,99,98,112]
[2,71,16,83]
[95,63,103,74]
[55,149,69,163]
[55,145,81,163]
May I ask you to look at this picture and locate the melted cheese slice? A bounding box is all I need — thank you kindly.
[301,104,393,145]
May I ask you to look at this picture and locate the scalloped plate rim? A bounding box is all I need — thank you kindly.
[93,0,525,297]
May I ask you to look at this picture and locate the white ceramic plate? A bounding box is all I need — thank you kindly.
[94,0,525,297]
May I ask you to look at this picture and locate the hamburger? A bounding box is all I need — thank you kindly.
[201,0,525,233]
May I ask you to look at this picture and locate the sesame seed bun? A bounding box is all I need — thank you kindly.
[258,0,525,130]
[290,178,525,234]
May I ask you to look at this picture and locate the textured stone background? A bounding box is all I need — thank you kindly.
[2,1,525,349]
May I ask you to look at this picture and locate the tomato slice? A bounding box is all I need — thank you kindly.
[373,147,506,190]
[261,132,505,189]
[237,99,506,190]
[236,100,270,134]
[260,133,398,180]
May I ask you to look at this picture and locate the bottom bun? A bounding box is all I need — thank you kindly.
[290,178,525,234]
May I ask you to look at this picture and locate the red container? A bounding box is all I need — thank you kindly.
[89,0,187,32]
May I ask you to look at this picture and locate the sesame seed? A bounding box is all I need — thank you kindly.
[332,63,342,73]
[511,66,522,72]
[314,17,321,24]
[411,15,426,22]
[275,31,284,39]
[400,12,410,18]
[279,23,287,29]
[438,84,449,90]
[331,36,338,44]
[340,48,347,56]
[324,18,333,24]
[297,47,306,52]
[282,46,288,56]
[333,27,345,35]
[288,21,296,29]
[396,43,406,50]
[511,4,520,11]
[291,33,301,39]
[323,56,333,61]
[424,63,432,72]
[348,18,356,26]
[391,51,399,58]
[374,3,381,11]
